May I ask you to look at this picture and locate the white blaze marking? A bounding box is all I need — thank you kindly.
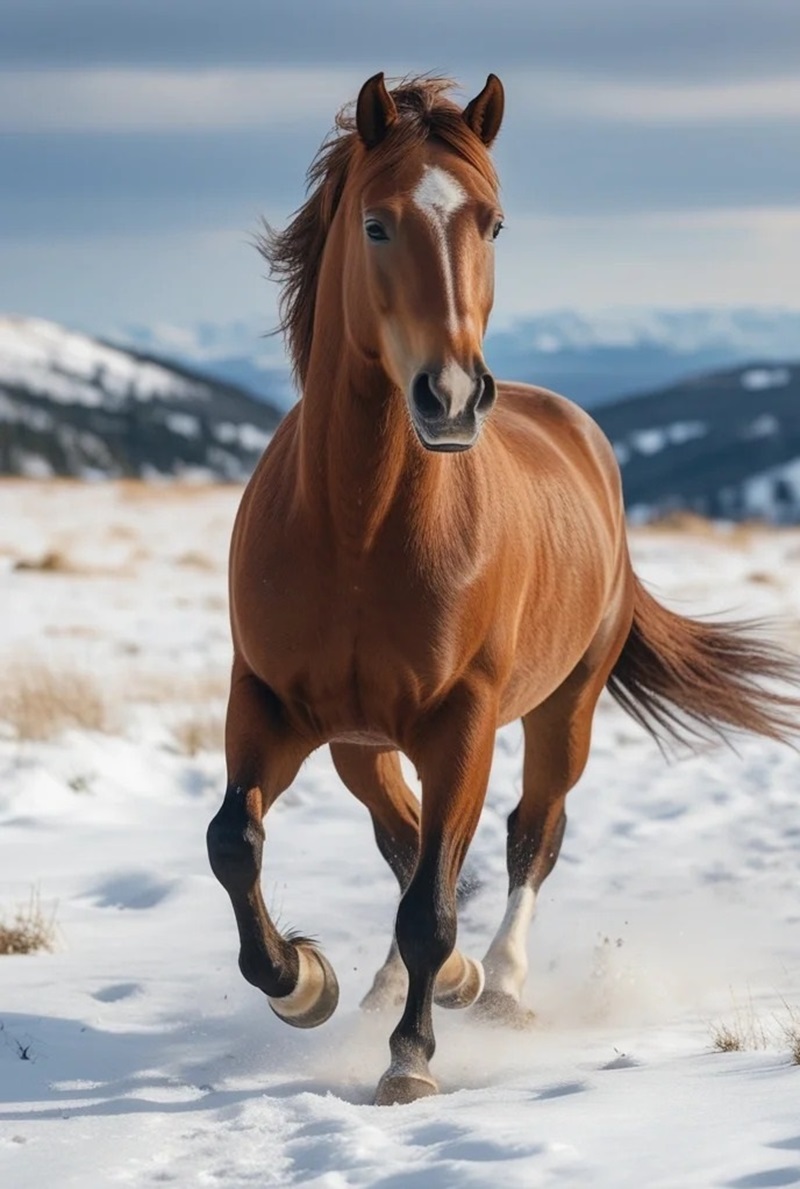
[482,886,537,1000]
[412,165,466,336]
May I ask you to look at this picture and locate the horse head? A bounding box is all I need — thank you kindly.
[344,73,505,452]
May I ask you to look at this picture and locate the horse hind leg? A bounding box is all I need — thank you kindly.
[330,742,482,1014]
[478,667,605,1028]
[207,667,338,1029]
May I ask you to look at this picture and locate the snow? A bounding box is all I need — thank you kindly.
[618,421,707,461]
[214,421,274,453]
[0,316,209,408]
[744,414,781,439]
[490,307,800,356]
[741,368,791,392]
[743,458,800,520]
[1,481,799,1188]
[164,412,201,438]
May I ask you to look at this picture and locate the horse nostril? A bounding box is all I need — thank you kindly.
[411,372,445,420]
[476,372,496,413]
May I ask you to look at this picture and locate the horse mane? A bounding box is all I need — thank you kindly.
[258,76,499,388]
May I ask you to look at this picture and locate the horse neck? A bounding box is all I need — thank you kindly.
[297,335,422,546]
[295,256,450,547]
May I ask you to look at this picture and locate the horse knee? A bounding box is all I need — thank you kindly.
[395,871,456,980]
[207,785,264,894]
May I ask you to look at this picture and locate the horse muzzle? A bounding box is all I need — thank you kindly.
[408,366,496,452]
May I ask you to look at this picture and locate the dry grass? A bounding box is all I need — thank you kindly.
[116,479,223,503]
[710,994,800,1062]
[174,550,216,571]
[171,712,225,756]
[12,548,128,580]
[0,662,112,740]
[637,513,765,549]
[0,891,57,956]
[13,549,78,574]
[127,669,228,705]
[711,1023,749,1053]
[710,990,769,1053]
[779,1004,800,1065]
[745,571,780,586]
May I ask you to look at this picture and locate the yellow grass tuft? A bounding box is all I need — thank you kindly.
[710,992,800,1062]
[0,891,57,956]
[171,713,225,757]
[710,1023,747,1053]
[13,550,77,574]
[174,550,217,571]
[0,662,112,740]
[779,1003,800,1066]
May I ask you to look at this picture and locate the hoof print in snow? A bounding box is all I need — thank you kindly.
[86,872,174,911]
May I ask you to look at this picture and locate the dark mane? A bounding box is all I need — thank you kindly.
[258,76,499,388]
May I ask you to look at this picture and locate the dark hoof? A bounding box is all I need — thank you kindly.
[473,989,537,1029]
[374,1072,438,1106]
[434,955,484,1010]
[269,945,339,1029]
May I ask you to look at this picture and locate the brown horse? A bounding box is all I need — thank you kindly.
[207,73,800,1105]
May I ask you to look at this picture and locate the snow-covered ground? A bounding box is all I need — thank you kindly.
[1,482,799,1188]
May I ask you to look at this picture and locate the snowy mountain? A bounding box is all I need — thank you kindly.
[486,307,800,408]
[4,316,799,520]
[117,307,800,411]
[0,316,282,479]
[592,361,800,522]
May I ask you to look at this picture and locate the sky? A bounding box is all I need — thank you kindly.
[1,0,799,339]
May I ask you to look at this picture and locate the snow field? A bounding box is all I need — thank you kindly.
[1,481,799,1187]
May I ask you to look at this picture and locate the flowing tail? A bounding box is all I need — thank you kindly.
[607,575,800,749]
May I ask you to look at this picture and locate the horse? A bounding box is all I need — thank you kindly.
[207,73,800,1106]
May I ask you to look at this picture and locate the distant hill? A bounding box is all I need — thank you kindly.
[591,362,800,522]
[117,306,800,411]
[0,316,282,480]
[4,316,800,522]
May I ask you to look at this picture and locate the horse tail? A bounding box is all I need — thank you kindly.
[606,575,800,749]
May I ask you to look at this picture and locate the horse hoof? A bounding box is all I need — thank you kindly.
[374,1072,439,1106]
[473,988,537,1030]
[268,945,339,1029]
[434,955,485,1010]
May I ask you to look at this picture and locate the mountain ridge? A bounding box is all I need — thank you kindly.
[0,315,282,480]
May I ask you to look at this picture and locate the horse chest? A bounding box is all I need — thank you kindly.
[235,551,456,733]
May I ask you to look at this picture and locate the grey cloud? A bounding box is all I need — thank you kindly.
[2,114,797,243]
[2,0,800,82]
[496,118,800,216]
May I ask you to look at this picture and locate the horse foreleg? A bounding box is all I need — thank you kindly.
[330,742,480,1014]
[206,668,337,1028]
[374,690,495,1105]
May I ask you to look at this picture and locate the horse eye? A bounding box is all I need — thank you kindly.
[492,220,504,241]
[365,219,389,242]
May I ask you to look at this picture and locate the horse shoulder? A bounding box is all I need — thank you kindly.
[492,380,623,504]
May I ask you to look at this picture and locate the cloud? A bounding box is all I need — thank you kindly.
[4,67,800,135]
[2,0,799,85]
[0,68,354,133]
[4,205,798,334]
[519,75,800,124]
[2,2,798,331]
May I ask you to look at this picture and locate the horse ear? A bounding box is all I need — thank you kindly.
[463,74,505,146]
[356,72,398,149]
